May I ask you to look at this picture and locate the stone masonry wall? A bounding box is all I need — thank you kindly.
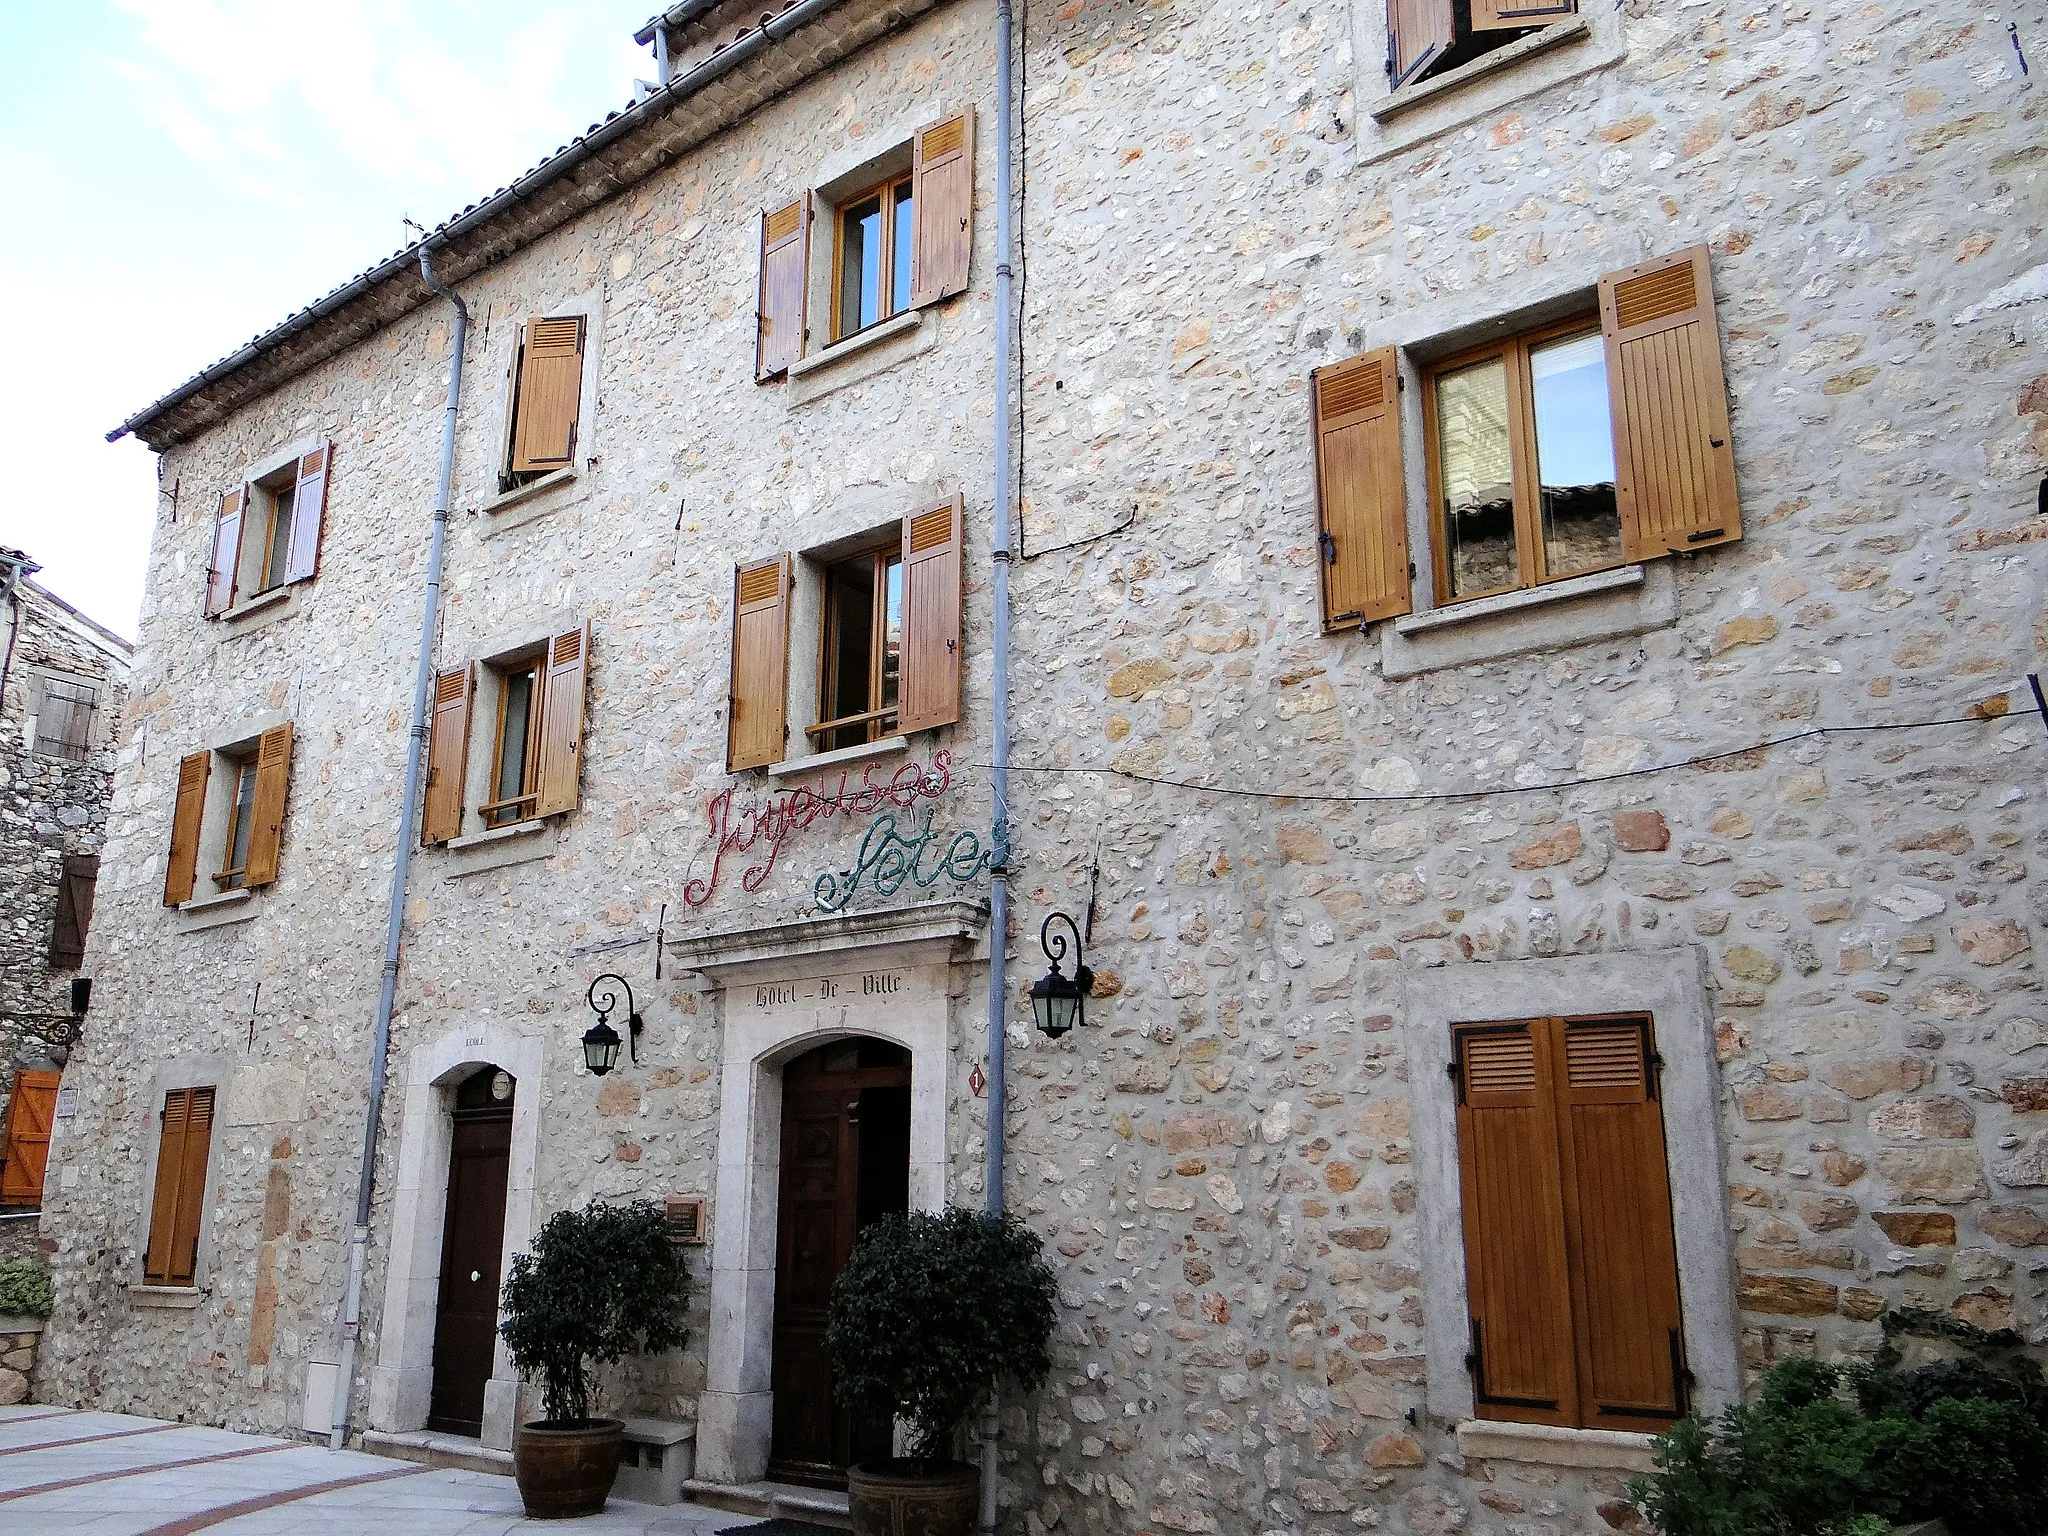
[33,0,2048,1533]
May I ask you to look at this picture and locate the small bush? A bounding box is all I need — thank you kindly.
[0,1260,52,1318]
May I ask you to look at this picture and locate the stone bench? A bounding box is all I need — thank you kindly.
[615,1416,695,1505]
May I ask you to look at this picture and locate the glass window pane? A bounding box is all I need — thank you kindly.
[226,758,258,882]
[263,485,296,591]
[891,185,913,316]
[1530,331,1622,578]
[1436,357,1518,598]
[838,194,883,336]
[492,668,535,823]
[881,556,902,719]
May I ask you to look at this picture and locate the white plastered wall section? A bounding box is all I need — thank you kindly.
[1400,944,1743,1430]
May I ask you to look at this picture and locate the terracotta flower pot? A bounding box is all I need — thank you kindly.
[512,1418,624,1519]
[846,1458,981,1536]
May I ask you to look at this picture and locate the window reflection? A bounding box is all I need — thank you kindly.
[1530,332,1621,578]
[1436,357,1518,598]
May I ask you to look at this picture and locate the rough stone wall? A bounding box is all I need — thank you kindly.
[30,0,2048,1533]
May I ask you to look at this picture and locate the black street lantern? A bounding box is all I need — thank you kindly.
[1029,912,1094,1040]
[583,974,643,1077]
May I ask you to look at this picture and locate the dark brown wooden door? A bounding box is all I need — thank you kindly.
[429,1069,515,1436]
[769,1040,911,1487]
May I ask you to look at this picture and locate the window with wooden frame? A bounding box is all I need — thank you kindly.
[1387,0,1578,92]
[32,675,97,763]
[203,444,331,618]
[1452,1014,1689,1433]
[214,749,260,891]
[420,624,590,846]
[143,1086,215,1288]
[0,1069,60,1213]
[504,315,587,489]
[161,723,295,908]
[1311,247,1740,632]
[833,172,915,342]
[814,544,904,752]
[484,653,546,829]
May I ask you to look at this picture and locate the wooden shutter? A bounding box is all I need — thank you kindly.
[910,108,974,308]
[0,1070,60,1210]
[1387,0,1454,86]
[48,853,99,969]
[205,486,246,617]
[509,316,585,473]
[1453,1021,1577,1427]
[422,664,475,845]
[898,494,965,735]
[756,199,810,381]
[727,556,792,773]
[242,723,294,888]
[1472,0,1575,29]
[1600,247,1742,560]
[534,623,591,818]
[1313,347,1411,630]
[1554,1017,1687,1429]
[144,1086,214,1287]
[163,751,211,907]
[281,442,331,584]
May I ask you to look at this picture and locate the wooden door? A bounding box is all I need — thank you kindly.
[429,1069,515,1436]
[769,1039,911,1487]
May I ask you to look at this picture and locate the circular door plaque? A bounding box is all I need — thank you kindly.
[491,1070,513,1102]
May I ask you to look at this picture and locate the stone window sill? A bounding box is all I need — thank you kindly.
[1396,563,1643,636]
[1371,16,1590,125]
[1455,1418,1657,1473]
[441,817,558,878]
[177,887,258,932]
[130,1285,207,1309]
[445,820,548,854]
[769,735,909,781]
[787,310,936,407]
[222,584,297,624]
[480,467,587,537]
[1380,561,1675,680]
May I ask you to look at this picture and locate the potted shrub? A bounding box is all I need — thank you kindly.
[827,1207,1058,1536]
[498,1199,688,1519]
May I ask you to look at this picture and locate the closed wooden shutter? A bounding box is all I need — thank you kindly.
[534,623,590,818]
[163,751,211,907]
[0,1070,60,1210]
[898,494,964,735]
[1453,1021,1577,1427]
[1555,1017,1688,1428]
[1600,247,1742,561]
[48,853,99,969]
[1472,0,1575,29]
[205,486,247,617]
[1387,0,1454,86]
[510,316,585,473]
[281,442,331,584]
[242,723,294,888]
[910,108,974,308]
[727,556,792,772]
[423,664,475,845]
[1313,346,1411,630]
[144,1086,215,1287]
[756,199,810,381]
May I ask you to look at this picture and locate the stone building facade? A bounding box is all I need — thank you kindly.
[0,553,132,1264]
[33,0,2048,1531]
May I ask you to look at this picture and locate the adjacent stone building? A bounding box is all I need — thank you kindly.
[34,0,2047,1531]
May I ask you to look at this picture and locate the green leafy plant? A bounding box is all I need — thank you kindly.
[1629,1312,2048,1536]
[827,1207,1059,1465]
[0,1259,52,1318]
[498,1200,688,1426]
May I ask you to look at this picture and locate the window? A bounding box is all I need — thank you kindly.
[1389,0,1578,91]
[143,1086,215,1287]
[33,675,97,763]
[1452,1014,1687,1432]
[214,751,260,891]
[421,623,590,846]
[815,546,903,751]
[1312,247,1742,631]
[834,173,914,340]
[505,316,586,488]
[48,853,100,969]
[204,443,331,618]
[0,1069,60,1213]
[162,723,295,907]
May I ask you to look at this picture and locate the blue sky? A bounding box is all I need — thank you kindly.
[0,1,659,637]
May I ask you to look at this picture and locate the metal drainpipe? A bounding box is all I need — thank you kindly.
[979,0,1018,1526]
[329,246,467,1450]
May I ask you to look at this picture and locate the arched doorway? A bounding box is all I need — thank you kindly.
[768,1037,911,1487]
[427,1065,515,1436]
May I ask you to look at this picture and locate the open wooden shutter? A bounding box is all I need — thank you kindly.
[48,853,99,969]
[1601,247,1742,561]
[281,442,331,584]
[422,664,475,845]
[510,316,585,473]
[242,723,294,888]
[1472,0,1575,29]
[1313,347,1410,630]
[1387,0,1454,86]
[727,556,791,772]
[205,486,247,617]
[164,751,211,907]
[756,199,810,381]
[144,1087,214,1287]
[910,108,974,308]
[1554,1017,1688,1429]
[898,494,964,735]
[534,623,591,818]
[1453,1021,1578,1427]
[0,1070,60,1210]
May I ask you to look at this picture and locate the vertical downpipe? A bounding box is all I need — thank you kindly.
[980,0,1018,1527]
[330,246,467,1449]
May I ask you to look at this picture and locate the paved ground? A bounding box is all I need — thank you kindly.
[0,1405,775,1534]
